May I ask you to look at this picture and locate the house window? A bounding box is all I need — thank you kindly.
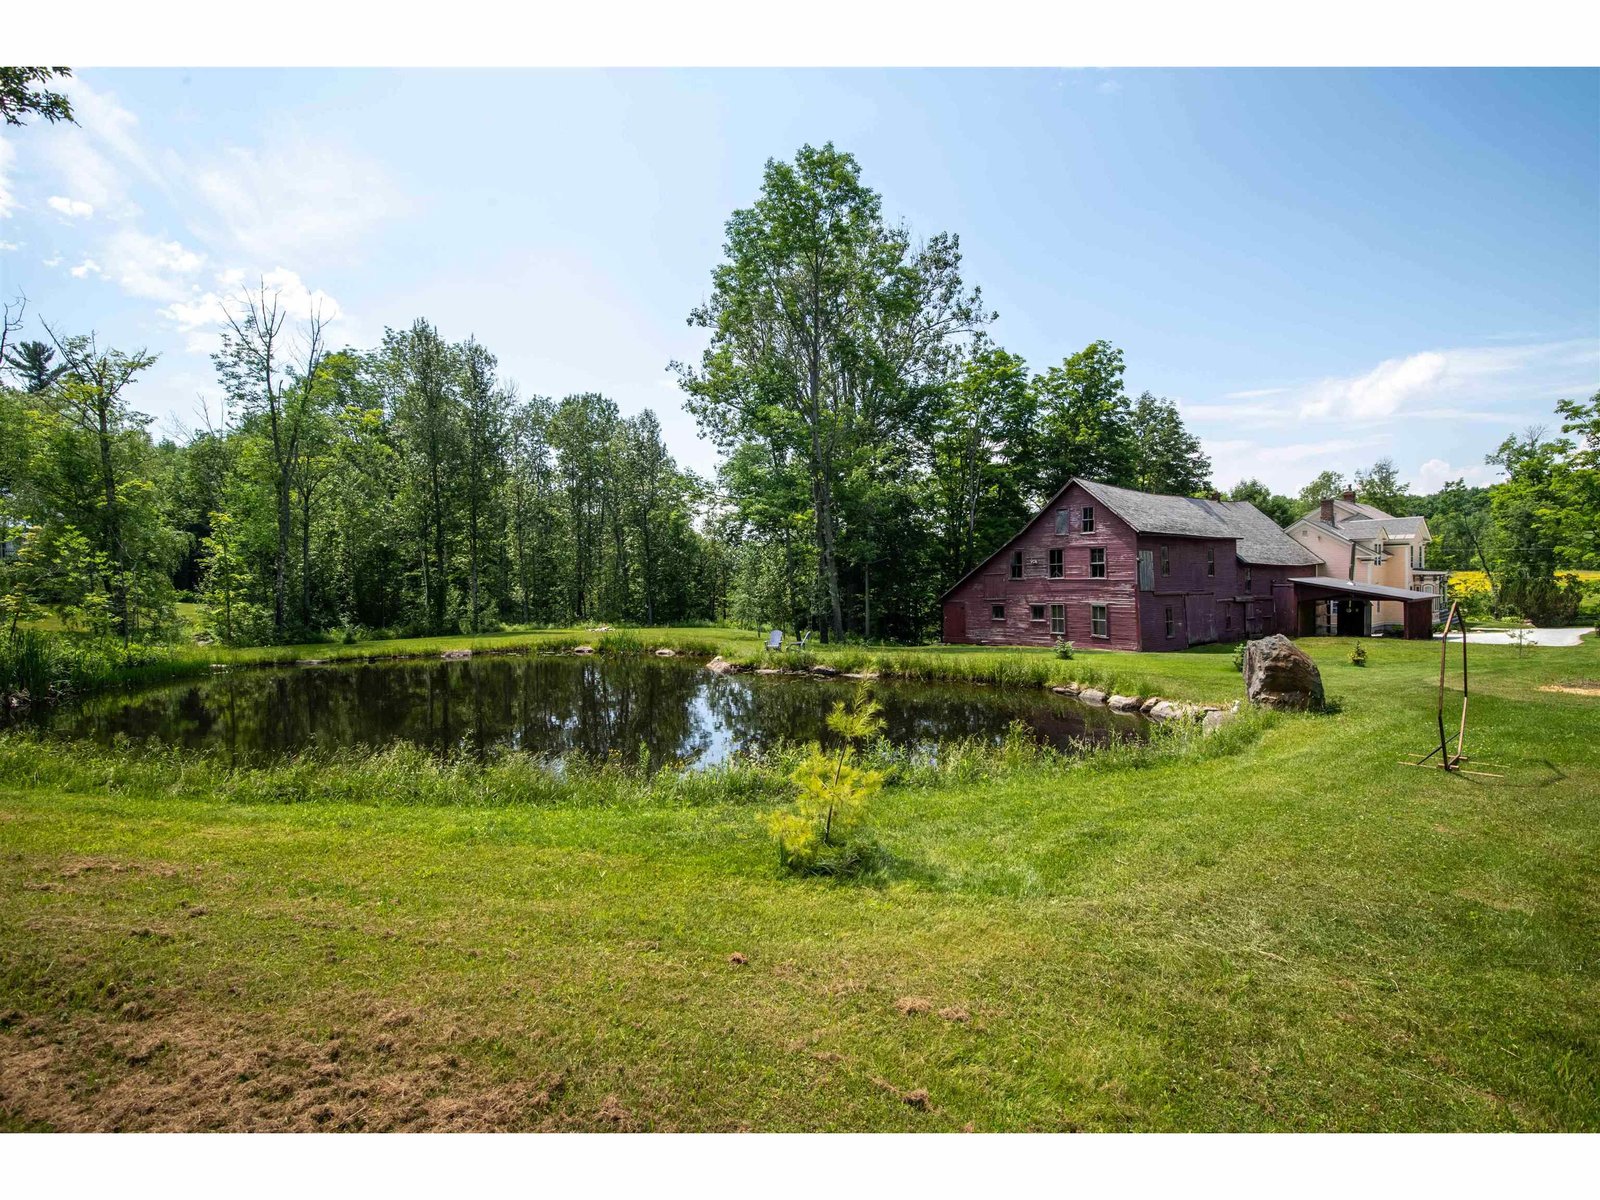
[1055,509,1069,535]
[1081,506,1095,533]
[1160,545,1170,576]
[1206,548,1215,577]
[1010,549,1023,580]
[1089,548,1106,578]
[1090,604,1108,638]
[1048,548,1063,578]
[991,604,1005,621]
[1050,604,1065,635]
[1030,604,1045,622]
[1225,610,1232,631]
[1244,567,1253,593]
[1165,606,1175,638]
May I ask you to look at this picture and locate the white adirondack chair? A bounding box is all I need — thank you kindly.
[765,629,784,651]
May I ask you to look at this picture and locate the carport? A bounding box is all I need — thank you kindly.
[1289,576,1438,639]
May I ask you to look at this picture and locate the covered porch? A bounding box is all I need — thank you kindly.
[1288,577,1438,640]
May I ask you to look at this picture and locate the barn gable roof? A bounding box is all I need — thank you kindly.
[938,477,1319,601]
[1073,479,1322,567]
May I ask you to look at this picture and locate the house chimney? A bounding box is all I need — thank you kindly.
[1320,498,1336,525]
[1342,488,1356,503]
[1207,491,1221,502]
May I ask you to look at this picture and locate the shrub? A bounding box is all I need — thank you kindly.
[1054,637,1074,660]
[1348,643,1367,667]
[768,683,886,876]
[1231,643,1246,673]
[1500,573,1584,626]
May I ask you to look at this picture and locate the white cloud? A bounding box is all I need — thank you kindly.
[163,268,344,353]
[190,136,402,265]
[68,258,102,279]
[47,195,95,220]
[1300,350,1448,419]
[42,255,62,268]
[1222,386,1290,400]
[0,240,19,253]
[0,133,15,220]
[1414,458,1504,492]
[99,227,207,302]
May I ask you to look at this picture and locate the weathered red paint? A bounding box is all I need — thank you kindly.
[940,481,1309,651]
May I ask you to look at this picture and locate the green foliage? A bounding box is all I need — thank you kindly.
[1054,637,1074,660]
[1231,642,1245,673]
[769,683,887,875]
[0,67,75,126]
[1500,572,1585,627]
[1226,479,1298,528]
[1348,642,1367,667]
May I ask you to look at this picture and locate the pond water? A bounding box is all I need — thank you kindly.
[24,655,1147,768]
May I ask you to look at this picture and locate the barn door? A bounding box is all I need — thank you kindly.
[1137,550,1155,591]
[942,602,967,643]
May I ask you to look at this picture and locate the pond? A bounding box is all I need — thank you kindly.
[22,654,1148,768]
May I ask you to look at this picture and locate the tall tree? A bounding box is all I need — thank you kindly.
[4,340,68,393]
[679,143,987,639]
[1226,479,1298,528]
[457,338,509,632]
[213,285,329,633]
[1035,340,1137,493]
[1128,390,1211,496]
[1354,456,1412,515]
[1295,470,1349,514]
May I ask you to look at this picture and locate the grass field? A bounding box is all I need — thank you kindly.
[1,629,1596,1131]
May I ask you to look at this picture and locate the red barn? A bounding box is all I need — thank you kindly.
[940,478,1324,651]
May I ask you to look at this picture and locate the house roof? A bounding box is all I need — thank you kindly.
[1295,514,1430,543]
[1073,478,1322,567]
[1288,576,1439,603]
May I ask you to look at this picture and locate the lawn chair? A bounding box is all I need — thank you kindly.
[765,629,784,652]
[785,630,811,652]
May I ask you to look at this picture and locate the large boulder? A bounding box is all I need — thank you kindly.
[1242,635,1324,711]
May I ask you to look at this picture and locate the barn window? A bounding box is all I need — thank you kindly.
[1090,604,1108,638]
[1165,606,1175,638]
[1244,567,1253,593]
[1081,506,1095,532]
[1089,548,1106,578]
[1048,548,1063,578]
[1030,604,1045,621]
[991,604,1005,621]
[1055,509,1069,535]
[1050,604,1065,635]
[1206,548,1215,577]
[1160,545,1170,576]
[1010,549,1023,579]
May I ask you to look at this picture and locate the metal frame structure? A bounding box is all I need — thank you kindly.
[1401,599,1499,777]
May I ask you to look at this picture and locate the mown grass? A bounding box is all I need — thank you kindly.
[0,632,1596,1131]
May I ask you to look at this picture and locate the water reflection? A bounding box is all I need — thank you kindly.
[29,656,1147,768]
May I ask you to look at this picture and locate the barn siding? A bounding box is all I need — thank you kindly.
[941,483,1311,651]
[942,481,1142,651]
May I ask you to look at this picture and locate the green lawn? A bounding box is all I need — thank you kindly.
[1,631,1596,1131]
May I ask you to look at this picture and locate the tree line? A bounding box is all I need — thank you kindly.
[3,139,1594,647]
[1,298,719,645]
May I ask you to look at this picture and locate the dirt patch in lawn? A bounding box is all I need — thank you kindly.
[1538,682,1600,697]
[0,990,644,1132]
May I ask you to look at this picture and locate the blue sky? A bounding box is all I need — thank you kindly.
[2,68,1596,496]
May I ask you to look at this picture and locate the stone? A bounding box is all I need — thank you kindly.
[754,668,781,675]
[1242,634,1324,711]
[1147,700,1183,723]
[1108,694,1141,712]
[441,649,472,660]
[296,658,327,666]
[1078,688,1107,705]
[654,648,677,657]
[1050,684,1078,696]
[1139,696,1161,714]
[1203,709,1235,734]
[705,656,738,675]
[810,664,841,677]
[572,645,595,656]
